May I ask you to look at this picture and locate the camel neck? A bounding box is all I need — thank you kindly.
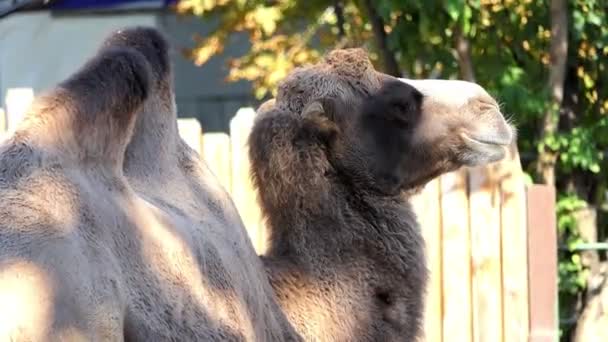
[263,182,414,261]
[124,84,179,177]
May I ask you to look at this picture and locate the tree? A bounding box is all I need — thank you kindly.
[537,0,568,187]
[175,0,608,340]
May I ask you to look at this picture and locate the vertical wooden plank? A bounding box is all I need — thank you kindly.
[0,107,6,132]
[230,107,265,255]
[177,118,203,155]
[440,168,472,342]
[411,178,443,342]
[500,144,530,342]
[0,108,5,142]
[469,164,504,342]
[526,184,558,342]
[202,132,232,193]
[5,88,34,133]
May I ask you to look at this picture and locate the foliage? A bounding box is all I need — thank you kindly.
[557,193,588,295]
[556,192,592,338]
[175,0,341,98]
[176,0,608,338]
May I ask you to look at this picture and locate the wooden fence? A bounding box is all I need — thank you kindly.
[1,94,559,342]
[183,108,559,342]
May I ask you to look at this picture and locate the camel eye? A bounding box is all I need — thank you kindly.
[388,107,411,128]
[392,102,407,113]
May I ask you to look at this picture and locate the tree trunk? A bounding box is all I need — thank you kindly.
[454,26,475,82]
[536,0,568,186]
[334,0,346,38]
[359,0,401,77]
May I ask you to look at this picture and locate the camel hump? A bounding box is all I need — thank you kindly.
[59,46,151,125]
[99,26,171,83]
[3,27,174,173]
[30,45,151,167]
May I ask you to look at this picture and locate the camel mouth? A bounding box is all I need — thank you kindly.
[461,133,511,147]
[460,132,509,165]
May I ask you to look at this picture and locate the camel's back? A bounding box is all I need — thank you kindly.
[0,137,131,341]
[0,137,297,342]
[0,25,300,342]
[120,142,297,341]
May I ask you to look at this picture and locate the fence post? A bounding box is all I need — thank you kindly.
[0,107,5,132]
[500,143,530,342]
[0,107,5,140]
[440,169,472,342]
[230,107,265,255]
[469,164,504,342]
[411,178,443,342]
[202,132,232,193]
[5,88,34,133]
[526,184,558,342]
[177,118,203,155]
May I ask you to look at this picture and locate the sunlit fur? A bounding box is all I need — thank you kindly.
[0,27,300,341]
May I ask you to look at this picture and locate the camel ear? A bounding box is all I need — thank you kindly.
[301,99,339,143]
[302,101,325,119]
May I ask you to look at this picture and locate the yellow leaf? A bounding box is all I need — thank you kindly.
[254,6,281,35]
[192,35,223,65]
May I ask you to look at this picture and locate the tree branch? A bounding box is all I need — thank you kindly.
[334,0,346,38]
[359,0,401,76]
[454,26,476,82]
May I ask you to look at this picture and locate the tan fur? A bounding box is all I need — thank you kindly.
[0,27,300,341]
[249,48,514,341]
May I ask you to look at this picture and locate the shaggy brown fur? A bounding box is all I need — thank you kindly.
[249,48,514,341]
[0,27,300,341]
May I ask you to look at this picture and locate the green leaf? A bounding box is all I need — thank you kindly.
[584,74,595,88]
[589,163,600,173]
[462,5,472,35]
[446,0,464,21]
[587,12,602,26]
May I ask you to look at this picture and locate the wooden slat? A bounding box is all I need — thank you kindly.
[527,184,558,342]
[440,169,472,342]
[500,143,530,342]
[469,164,504,342]
[0,108,6,142]
[202,132,232,193]
[0,107,6,132]
[177,118,203,155]
[230,108,266,254]
[5,88,34,133]
[411,178,443,342]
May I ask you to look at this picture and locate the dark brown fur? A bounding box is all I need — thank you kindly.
[250,81,428,341]
[249,49,514,341]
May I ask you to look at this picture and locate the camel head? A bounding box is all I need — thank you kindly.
[257,48,515,195]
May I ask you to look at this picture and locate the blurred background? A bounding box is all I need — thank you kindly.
[0,0,606,341]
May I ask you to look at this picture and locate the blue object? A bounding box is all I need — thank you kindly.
[1,0,178,19]
[49,0,177,10]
